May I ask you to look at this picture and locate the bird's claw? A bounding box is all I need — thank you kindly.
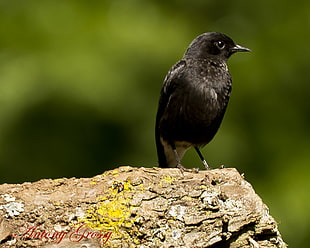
[177,163,199,173]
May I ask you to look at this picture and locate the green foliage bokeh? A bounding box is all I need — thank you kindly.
[0,0,309,246]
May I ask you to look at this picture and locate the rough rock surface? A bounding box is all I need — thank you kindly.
[0,166,287,247]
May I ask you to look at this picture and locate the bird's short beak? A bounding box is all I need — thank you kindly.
[231,44,251,52]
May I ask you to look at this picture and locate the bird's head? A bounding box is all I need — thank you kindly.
[184,32,250,61]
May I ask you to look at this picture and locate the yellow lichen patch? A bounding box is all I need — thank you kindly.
[78,180,140,242]
[102,168,120,177]
[159,175,176,187]
[200,185,207,190]
[182,196,193,201]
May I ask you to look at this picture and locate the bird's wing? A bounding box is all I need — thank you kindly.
[156,60,187,123]
[155,60,187,167]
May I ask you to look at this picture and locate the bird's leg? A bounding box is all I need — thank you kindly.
[171,143,185,170]
[194,147,210,169]
[171,143,199,173]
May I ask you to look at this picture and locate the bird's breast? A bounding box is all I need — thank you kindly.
[181,80,230,122]
[159,61,232,144]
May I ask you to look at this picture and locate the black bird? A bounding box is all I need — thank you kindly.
[155,32,250,170]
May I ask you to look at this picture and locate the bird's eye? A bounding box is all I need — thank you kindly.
[215,41,225,50]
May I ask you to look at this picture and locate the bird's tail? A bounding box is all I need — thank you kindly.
[155,125,169,167]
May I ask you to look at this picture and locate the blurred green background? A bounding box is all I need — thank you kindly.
[0,0,309,246]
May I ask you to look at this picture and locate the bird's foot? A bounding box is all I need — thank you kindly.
[177,163,199,173]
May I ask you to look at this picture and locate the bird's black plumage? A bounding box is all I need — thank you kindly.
[155,32,250,169]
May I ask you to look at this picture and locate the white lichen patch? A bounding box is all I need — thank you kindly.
[0,194,24,217]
